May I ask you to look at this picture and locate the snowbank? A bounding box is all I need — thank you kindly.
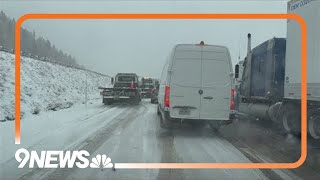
[0,51,110,122]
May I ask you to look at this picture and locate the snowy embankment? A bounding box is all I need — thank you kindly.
[0,51,110,122]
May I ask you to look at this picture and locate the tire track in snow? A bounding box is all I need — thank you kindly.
[19,104,147,180]
[22,105,118,152]
[156,116,185,180]
[0,104,119,179]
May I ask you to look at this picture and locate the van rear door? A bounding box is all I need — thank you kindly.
[200,46,232,120]
[169,45,201,119]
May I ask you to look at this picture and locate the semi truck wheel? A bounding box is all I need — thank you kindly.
[309,114,320,139]
[282,103,301,136]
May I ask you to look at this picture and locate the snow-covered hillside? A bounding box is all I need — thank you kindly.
[0,51,110,122]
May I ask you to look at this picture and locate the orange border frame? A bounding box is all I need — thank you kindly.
[14,14,307,169]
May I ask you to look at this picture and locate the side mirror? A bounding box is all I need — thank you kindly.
[235,64,239,79]
[111,77,114,84]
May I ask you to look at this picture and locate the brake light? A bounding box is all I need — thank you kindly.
[230,89,235,110]
[164,86,170,107]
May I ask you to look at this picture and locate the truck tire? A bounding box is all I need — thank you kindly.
[105,100,113,105]
[103,99,113,105]
[209,121,221,133]
[132,96,141,105]
[282,103,301,136]
[309,114,320,139]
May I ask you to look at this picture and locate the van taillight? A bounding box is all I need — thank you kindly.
[164,86,170,107]
[230,89,235,110]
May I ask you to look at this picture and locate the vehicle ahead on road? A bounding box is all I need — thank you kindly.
[99,73,141,105]
[158,41,235,130]
[235,0,320,139]
[140,77,156,98]
[150,83,160,104]
[234,34,287,126]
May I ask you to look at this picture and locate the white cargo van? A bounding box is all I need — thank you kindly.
[157,41,235,130]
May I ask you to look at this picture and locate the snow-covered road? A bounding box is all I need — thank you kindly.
[1,99,319,180]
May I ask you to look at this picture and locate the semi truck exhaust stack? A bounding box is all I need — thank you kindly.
[247,33,251,55]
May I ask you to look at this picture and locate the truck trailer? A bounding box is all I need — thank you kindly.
[283,0,320,138]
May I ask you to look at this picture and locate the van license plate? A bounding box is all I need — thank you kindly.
[179,108,190,115]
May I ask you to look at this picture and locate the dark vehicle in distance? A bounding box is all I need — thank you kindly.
[151,82,159,104]
[140,77,156,98]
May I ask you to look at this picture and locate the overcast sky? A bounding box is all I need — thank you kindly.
[0,0,288,77]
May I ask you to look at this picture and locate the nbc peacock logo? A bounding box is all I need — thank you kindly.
[90,154,113,168]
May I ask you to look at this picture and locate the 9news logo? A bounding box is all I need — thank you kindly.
[15,148,113,169]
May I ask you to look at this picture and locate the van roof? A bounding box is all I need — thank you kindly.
[172,44,231,63]
[174,44,229,51]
